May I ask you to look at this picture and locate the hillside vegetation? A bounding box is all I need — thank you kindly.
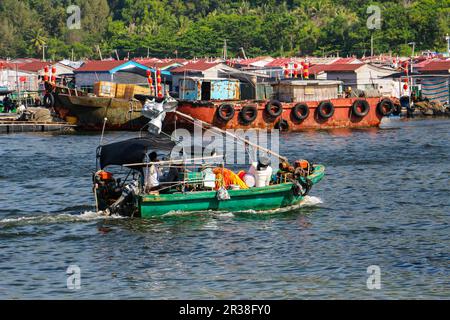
[0,0,449,60]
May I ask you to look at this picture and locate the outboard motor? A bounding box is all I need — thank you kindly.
[107,180,139,216]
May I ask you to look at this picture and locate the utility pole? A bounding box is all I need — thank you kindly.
[223,39,228,61]
[446,34,450,57]
[15,64,20,106]
[240,47,247,60]
[408,42,416,74]
[42,45,47,62]
[71,48,74,62]
[96,45,103,61]
[370,34,374,60]
[147,47,150,58]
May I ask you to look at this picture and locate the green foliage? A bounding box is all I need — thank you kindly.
[0,0,448,59]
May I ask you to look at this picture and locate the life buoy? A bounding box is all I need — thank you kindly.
[216,103,235,122]
[43,93,55,109]
[275,119,289,132]
[292,103,309,121]
[265,100,283,118]
[377,98,394,116]
[239,105,258,123]
[351,99,370,117]
[317,101,334,119]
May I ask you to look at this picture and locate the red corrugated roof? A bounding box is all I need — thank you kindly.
[75,60,126,72]
[266,58,302,67]
[420,60,450,72]
[171,61,221,73]
[17,61,50,72]
[310,63,365,74]
[0,60,49,72]
[332,57,359,64]
[237,56,273,66]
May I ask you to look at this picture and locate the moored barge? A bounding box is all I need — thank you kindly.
[164,79,396,132]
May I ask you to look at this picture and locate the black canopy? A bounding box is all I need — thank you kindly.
[97,135,220,169]
[97,136,176,169]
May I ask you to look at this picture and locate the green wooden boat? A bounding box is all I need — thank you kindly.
[94,135,325,218]
[139,165,325,218]
[93,101,326,219]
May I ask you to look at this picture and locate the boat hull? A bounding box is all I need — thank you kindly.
[55,94,147,130]
[139,165,325,218]
[164,98,385,131]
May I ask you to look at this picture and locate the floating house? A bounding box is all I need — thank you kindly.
[419,60,450,104]
[271,80,343,102]
[74,60,170,92]
[171,60,268,100]
[0,61,40,92]
[179,77,240,101]
[310,62,398,97]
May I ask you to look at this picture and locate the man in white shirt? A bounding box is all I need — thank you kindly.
[144,151,161,192]
[248,156,273,187]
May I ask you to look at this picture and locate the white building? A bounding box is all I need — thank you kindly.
[310,63,399,97]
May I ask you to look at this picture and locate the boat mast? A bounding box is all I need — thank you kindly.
[173,110,288,162]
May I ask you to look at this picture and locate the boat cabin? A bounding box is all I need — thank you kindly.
[179,77,240,101]
[271,80,343,103]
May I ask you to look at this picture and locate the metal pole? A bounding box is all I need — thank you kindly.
[15,64,20,106]
[99,117,108,146]
[174,110,288,162]
[446,34,450,57]
[370,34,374,59]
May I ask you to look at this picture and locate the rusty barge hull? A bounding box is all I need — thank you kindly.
[55,94,148,131]
[164,98,385,132]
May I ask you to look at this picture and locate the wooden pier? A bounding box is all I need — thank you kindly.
[0,121,75,134]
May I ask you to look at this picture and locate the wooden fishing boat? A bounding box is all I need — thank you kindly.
[54,94,147,130]
[93,99,325,218]
[138,165,324,218]
[94,138,325,218]
[43,82,148,130]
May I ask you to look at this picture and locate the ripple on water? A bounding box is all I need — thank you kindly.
[0,122,449,299]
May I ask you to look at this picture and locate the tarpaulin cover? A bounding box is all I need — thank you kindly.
[98,135,176,169]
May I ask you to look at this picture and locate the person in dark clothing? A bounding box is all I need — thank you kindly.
[2,96,12,113]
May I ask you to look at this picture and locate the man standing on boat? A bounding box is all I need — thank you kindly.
[144,151,161,192]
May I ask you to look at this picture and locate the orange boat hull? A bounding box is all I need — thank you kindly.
[164,98,386,131]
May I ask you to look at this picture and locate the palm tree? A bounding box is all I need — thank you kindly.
[175,16,190,36]
[28,28,47,56]
[238,1,250,15]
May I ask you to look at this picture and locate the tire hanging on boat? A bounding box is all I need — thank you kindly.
[351,99,370,117]
[43,93,55,109]
[377,98,394,116]
[317,101,334,119]
[265,100,283,118]
[292,103,309,121]
[216,103,235,122]
[239,105,258,123]
[275,119,289,132]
